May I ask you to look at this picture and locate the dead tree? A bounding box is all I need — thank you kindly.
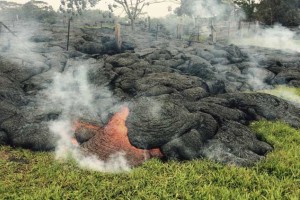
[110,0,166,31]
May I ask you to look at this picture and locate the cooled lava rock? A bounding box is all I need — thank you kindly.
[1,23,300,167]
[125,93,300,166]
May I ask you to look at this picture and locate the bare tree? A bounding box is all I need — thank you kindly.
[109,0,170,30]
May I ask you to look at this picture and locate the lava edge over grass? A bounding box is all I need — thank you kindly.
[0,120,299,199]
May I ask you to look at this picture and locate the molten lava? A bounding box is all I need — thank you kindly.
[74,107,164,166]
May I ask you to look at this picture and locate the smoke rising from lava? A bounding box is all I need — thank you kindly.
[180,0,234,19]
[231,24,300,53]
[40,64,131,172]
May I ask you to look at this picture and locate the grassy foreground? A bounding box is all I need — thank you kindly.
[0,121,299,199]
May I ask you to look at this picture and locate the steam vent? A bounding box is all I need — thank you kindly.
[1,21,300,168]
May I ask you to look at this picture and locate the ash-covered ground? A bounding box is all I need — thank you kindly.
[1,20,300,169]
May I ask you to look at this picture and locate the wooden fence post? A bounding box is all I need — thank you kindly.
[148,16,151,32]
[248,22,251,33]
[177,20,183,39]
[115,23,122,51]
[210,18,216,43]
[156,23,159,40]
[66,17,72,51]
[197,25,200,42]
[255,20,259,34]
[238,20,242,38]
[228,21,231,39]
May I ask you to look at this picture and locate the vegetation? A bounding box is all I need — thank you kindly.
[255,0,300,26]
[234,0,257,21]
[174,0,300,26]
[233,0,300,26]
[20,1,57,24]
[1,120,299,199]
[174,0,234,19]
[0,1,21,10]
[109,0,166,30]
[59,0,101,16]
[0,1,58,24]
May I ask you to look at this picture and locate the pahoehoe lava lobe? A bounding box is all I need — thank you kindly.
[126,97,201,149]
[126,93,300,166]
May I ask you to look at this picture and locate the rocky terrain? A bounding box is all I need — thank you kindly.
[1,21,300,166]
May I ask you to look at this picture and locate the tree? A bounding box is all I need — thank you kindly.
[234,0,257,21]
[0,1,21,10]
[59,0,101,16]
[109,0,167,30]
[0,1,22,20]
[59,0,102,51]
[175,0,234,19]
[19,1,57,24]
[256,0,300,26]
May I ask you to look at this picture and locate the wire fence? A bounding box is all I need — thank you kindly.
[175,18,260,43]
[0,17,261,48]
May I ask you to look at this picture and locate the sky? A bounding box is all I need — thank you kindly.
[7,0,180,18]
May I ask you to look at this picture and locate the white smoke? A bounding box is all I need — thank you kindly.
[0,22,47,67]
[189,0,233,18]
[49,119,130,172]
[261,86,300,107]
[40,64,131,173]
[231,24,300,53]
[227,24,300,91]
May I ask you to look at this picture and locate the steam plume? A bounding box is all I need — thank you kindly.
[40,64,131,172]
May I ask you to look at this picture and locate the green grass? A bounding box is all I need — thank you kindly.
[0,121,299,199]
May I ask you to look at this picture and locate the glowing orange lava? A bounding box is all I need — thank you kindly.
[71,138,79,146]
[74,106,164,166]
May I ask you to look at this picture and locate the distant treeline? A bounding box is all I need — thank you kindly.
[176,0,300,26]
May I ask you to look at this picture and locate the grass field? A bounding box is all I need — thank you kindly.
[1,120,299,199]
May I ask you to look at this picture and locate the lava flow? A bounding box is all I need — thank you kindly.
[74,107,164,167]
